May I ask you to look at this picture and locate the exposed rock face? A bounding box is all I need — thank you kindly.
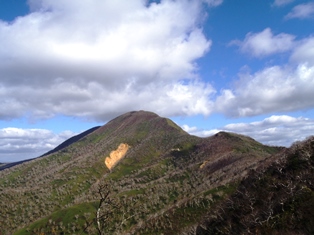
[105,143,129,170]
[200,160,208,169]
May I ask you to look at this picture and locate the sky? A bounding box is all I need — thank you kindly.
[0,0,314,162]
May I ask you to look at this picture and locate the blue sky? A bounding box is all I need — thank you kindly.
[1,0,314,162]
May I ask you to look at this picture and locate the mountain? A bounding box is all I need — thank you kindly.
[0,158,36,171]
[0,110,305,234]
[41,126,101,157]
[0,126,101,172]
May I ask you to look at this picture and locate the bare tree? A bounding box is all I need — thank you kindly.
[83,181,118,235]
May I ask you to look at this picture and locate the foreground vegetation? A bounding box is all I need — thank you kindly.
[197,136,314,234]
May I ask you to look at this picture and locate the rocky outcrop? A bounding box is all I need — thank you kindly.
[200,160,208,169]
[105,143,129,170]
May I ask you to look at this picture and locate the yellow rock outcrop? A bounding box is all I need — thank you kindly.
[105,143,129,170]
[200,160,208,169]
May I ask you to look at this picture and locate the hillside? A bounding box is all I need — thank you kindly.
[0,126,101,172]
[196,136,314,235]
[0,111,284,234]
[41,126,101,157]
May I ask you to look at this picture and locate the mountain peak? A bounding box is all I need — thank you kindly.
[94,110,186,140]
[108,110,160,124]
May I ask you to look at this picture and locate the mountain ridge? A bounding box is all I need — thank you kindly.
[0,126,101,171]
[196,136,314,234]
[0,110,298,235]
[41,125,101,157]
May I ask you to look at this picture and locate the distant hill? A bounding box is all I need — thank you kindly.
[41,125,101,157]
[0,159,35,171]
[2,110,309,235]
[0,126,100,171]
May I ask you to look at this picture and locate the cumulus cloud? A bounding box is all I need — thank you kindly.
[217,35,314,117]
[182,124,218,137]
[182,115,314,147]
[215,63,314,117]
[0,0,217,121]
[231,28,295,58]
[285,2,314,19]
[0,128,75,162]
[290,37,314,65]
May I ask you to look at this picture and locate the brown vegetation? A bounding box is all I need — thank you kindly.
[196,136,314,235]
[0,111,294,235]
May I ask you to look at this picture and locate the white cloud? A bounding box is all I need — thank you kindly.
[218,35,314,117]
[232,28,295,58]
[0,0,216,122]
[285,2,314,19]
[202,0,223,7]
[182,124,219,137]
[182,124,198,133]
[215,63,314,117]
[183,115,314,147]
[272,0,294,7]
[290,37,314,65]
[0,128,75,162]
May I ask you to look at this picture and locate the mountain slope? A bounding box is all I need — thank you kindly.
[0,126,100,172]
[0,111,282,234]
[41,126,101,157]
[196,136,314,235]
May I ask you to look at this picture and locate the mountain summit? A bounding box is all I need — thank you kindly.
[2,111,310,234]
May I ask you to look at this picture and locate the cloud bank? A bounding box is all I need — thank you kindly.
[221,30,314,118]
[1,1,314,122]
[0,128,75,162]
[0,0,217,121]
[183,115,314,147]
